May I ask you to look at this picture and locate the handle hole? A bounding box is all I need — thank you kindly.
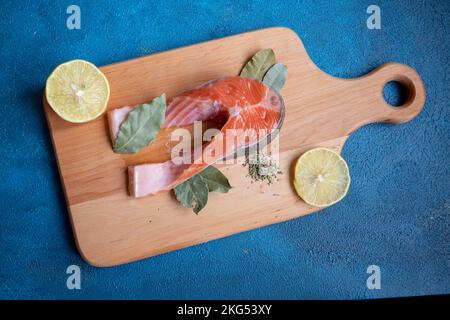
[382,81,409,107]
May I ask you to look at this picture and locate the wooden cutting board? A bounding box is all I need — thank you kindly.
[43,27,425,267]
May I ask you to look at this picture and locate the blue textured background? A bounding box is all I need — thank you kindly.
[1,0,449,299]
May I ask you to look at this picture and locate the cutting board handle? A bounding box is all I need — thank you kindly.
[360,62,426,124]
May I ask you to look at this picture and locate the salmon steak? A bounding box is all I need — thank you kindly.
[108,77,285,197]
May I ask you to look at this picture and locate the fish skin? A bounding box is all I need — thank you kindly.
[108,77,284,198]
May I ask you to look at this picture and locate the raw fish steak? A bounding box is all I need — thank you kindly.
[108,77,284,197]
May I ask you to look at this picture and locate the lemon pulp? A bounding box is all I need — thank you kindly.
[45,59,110,123]
[293,147,350,207]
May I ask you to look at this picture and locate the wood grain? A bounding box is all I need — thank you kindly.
[43,27,425,266]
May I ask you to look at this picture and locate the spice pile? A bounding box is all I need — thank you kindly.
[243,152,282,185]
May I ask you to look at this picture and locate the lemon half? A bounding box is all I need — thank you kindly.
[45,60,110,123]
[293,148,350,207]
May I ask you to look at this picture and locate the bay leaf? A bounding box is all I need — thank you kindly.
[263,63,288,92]
[113,94,166,154]
[239,48,276,80]
[174,174,209,214]
[173,166,231,214]
[198,166,231,193]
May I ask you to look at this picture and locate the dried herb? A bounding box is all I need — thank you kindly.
[263,63,288,92]
[174,166,231,214]
[239,49,275,80]
[243,152,282,185]
[114,94,166,154]
[199,166,232,193]
[174,174,209,214]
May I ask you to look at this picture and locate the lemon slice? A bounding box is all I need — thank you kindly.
[45,60,110,123]
[293,147,350,207]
